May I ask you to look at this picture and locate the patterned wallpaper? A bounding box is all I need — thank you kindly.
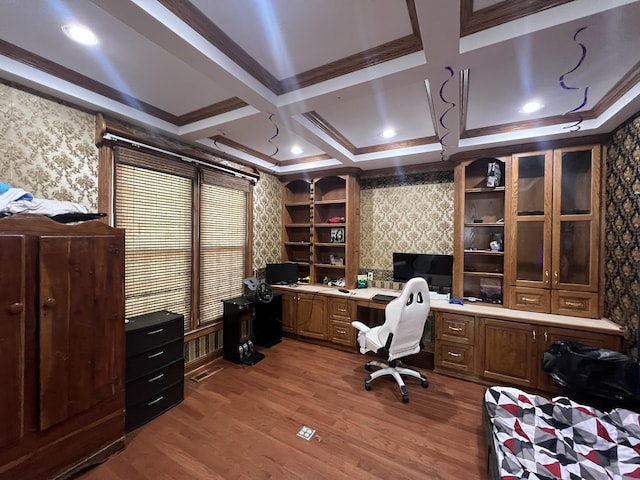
[360,171,455,282]
[4,83,639,355]
[253,171,282,277]
[604,111,640,355]
[0,83,98,209]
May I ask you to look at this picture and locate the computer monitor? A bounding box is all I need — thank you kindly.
[265,263,298,285]
[392,252,453,293]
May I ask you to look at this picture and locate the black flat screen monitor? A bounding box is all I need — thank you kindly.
[393,252,453,292]
[266,263,298,285]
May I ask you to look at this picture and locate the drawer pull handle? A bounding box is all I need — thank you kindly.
[447,351,461,357]
[565,301,585,308]
[448,326,463,332]
[338,308,347,313]
[147,328,164,335]
[147,396,164,406]
[148,373,164,383]
[336,329,346,335]
[521,296,536,303]
[148,350,164,359]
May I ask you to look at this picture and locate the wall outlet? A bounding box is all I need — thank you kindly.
[367,271,374,281]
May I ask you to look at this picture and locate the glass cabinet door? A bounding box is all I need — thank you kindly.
[511,151,552,287]
[552,146,600,290]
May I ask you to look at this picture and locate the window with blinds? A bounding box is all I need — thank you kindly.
[200,182,247,324]
[114,145,251,331]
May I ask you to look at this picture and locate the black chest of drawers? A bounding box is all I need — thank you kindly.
[125,310,184,432]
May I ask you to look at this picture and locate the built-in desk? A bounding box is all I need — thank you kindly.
[273,285,625,393]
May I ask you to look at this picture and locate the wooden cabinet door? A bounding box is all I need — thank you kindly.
[296,293,327,339]
[281,292,297,333]
[38,234,125,430]
[0,235,27,447]
[479,318,538,389]
[536,326,622,392]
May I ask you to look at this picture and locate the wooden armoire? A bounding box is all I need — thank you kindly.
[0,215,125,480]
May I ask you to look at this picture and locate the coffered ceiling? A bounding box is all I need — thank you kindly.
[1,0,639,174]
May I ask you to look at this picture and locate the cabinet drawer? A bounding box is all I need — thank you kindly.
[329,299,350,318]
[436,342,474,373]
[126,340,183,382]
[436,313,475,344]
[551,290,599,318]
[330,318,354,346]
[509,288,550,313]
[126,312,184,357]
[125,380,184,432]
[126,359,184,408]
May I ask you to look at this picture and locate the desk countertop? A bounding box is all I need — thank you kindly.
[272,285,624,334]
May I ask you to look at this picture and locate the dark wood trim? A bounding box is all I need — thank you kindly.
[359,160,455,179]
[460,0,572,37]
[211,136,280,166]
[157,0,283,94]
[160,0,421,96]
[303,112,356,153]
[176,97,250,126]
[97,114,260,180]
[184,350,222,374]
[355,136,440,155]
[97,145,114,224]
[280,35,422,94]
[277,166,362,183]
[277,154,333,167]
[184,321,222,343]
[449,133,610,164]
[0,39,180,124]
[591,60,640,118]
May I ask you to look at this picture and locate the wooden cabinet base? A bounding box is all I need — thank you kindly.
[0,406,124,480]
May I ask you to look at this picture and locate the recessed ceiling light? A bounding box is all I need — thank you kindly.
[62,24,98,46]
[521,101,543,113]
[380,128,396,139]
[290,146,303,155]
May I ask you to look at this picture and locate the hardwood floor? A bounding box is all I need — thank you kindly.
[78,339,490,479]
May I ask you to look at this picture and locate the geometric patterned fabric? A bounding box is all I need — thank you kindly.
[484,386,640,480]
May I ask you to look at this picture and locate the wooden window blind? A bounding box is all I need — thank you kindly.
[199,182,248,325]
[113,143,252,332]
[114,150,194,330]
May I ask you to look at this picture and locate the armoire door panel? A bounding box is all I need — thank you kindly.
[38,235,125,430]
[0,235,26,447]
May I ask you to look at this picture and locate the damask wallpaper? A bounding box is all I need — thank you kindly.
[605,111,640,355]
[252,171,282,276]
[359,171,455,283]
[0,83,98,209]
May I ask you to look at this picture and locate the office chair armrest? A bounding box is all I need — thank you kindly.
[351,321,370,333]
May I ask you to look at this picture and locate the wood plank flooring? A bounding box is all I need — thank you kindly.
[78,339,490,479]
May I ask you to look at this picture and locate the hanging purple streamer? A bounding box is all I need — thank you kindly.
[438,66,456,160]
[559,27,589,132]
[267,113,279,157]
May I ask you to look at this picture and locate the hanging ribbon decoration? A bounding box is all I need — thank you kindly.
[267,113,279,157]
[213,129,226,152]
[438,66,456,160]
[559,27,589,132]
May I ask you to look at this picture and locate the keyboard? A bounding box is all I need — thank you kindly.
[371,294,398,303]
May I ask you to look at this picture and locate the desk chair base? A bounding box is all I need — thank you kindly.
[363,360,429,403]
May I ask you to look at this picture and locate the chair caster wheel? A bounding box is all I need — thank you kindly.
[421,379,429,388]
[364,363,372,371]
[365,375,372,390]
[402,394,409,403]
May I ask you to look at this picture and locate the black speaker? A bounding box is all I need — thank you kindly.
[253,293,282,347]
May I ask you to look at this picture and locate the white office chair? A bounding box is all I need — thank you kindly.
[351,277,431,403]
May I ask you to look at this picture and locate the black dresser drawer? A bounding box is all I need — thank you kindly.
[125,381,184,432]
[126,358,184,408]
[126,311,184,357]
[126,339,183,382]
